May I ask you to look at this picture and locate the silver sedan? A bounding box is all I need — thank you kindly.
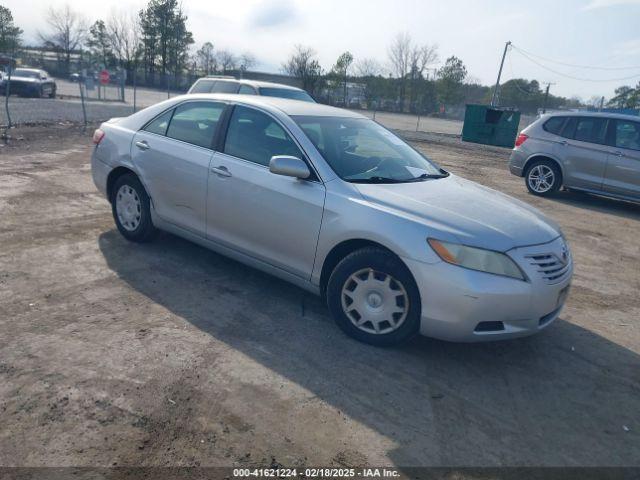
[91,94,573,345]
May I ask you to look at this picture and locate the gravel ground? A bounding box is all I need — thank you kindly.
[0,125,638,474]
[0,97,134,126]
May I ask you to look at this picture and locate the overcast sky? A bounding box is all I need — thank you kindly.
[6,0,640,99]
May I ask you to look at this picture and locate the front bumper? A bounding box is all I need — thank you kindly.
[403,237,573,342]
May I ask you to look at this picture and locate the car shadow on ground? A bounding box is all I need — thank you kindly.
[98,230,640,468]
[551,189,640,221]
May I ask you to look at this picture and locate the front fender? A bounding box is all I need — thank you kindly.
[311,184,452,286]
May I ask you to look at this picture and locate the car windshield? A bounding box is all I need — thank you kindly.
[292,116,445,183]
[13,69,40,79]
[259,87,315,103]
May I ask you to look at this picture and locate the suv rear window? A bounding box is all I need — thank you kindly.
[190,79,215,93]
[543,116,566,135]
[211,81,240,94]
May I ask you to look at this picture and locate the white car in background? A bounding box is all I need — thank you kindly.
[188,76,315,103]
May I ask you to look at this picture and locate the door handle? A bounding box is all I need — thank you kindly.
[211,166,232,177]
[613,150,624,157]
[559,140,568,146]
[135,140,150,150]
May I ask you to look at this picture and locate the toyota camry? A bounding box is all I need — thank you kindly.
[91,94,572,345]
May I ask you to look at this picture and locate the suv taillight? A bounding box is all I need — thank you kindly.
[92,129,105,145]
[514,133,528,148]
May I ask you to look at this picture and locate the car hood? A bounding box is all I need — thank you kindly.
[354,174,561,252]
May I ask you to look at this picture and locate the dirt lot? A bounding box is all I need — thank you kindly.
[0,125,639,471]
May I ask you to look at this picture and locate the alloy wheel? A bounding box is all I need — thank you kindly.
[527,164,555,193]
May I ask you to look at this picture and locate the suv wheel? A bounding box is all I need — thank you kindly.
[326,247,421,346]
[525,159,561,196]
[111,173,157,242]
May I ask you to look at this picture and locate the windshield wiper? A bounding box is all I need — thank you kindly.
[408,171,450,182]
[348,176,406,184]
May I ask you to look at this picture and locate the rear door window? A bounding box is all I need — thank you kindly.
[190,79,215,93]
[211,81,240,93]
[573,117,608,144]
[165,101,226,149]
[613,120,640,151]
[543,116,566,135]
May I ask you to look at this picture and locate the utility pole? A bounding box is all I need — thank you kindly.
[599,96,605,112]
[542,82,555,114]
[491,41,511,107]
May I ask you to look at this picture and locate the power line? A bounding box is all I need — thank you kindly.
[512,45,640,71]
[513,48,640,83]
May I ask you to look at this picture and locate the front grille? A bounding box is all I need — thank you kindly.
[525,252,571,284]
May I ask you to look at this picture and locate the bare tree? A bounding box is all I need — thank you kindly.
[388,32,412,80]
[282,45,323,94]
[388,32,438,111]
[107,9,141,77]
[355,58,384,77]
[39,4,88,74]
[239,52,256,72]
[217,49,236,73]
[409,44,438,80]
[196,41,216,74]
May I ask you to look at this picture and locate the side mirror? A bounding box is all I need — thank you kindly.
[269,155,311,179]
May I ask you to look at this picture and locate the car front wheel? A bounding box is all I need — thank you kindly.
[326,247,421,346]
[525,159,562,196]
[111,173,157,242]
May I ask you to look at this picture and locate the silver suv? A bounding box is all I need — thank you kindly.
[188,76,315,103]
[509,112,640,202]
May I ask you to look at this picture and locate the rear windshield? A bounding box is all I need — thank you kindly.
[259,87,315,103]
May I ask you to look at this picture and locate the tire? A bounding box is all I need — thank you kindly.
[326,247,421,346]
[36,86,43,98]
[111,173,157,242]
[524,159,562,197]
[49,86,56,99]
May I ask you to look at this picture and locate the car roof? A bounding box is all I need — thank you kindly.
[14,67,41,72]
[179,93,367,118]
[543,111,640,121]
[198,77,304,92]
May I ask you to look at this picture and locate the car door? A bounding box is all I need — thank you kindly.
[603,119,640,199]
[557,116,610,191]
[206,104,325,280]
[131,101,226,235]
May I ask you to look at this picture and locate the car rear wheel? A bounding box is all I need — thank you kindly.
[326,247,421,346]
[525,159,561,196]
[111,174,157,242]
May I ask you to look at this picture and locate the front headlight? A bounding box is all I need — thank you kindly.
[427,238,526,281]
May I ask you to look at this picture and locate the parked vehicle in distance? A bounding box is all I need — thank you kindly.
[69,73,81,82]
[0,68,57,98]
[92,94,572,346]
[510,112,640,203]
[188,76,315,103]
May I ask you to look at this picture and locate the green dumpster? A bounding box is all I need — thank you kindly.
[462,104,521,148]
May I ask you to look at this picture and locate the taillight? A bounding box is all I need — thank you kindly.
[92,129,105,145]
[514,133,528,147]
